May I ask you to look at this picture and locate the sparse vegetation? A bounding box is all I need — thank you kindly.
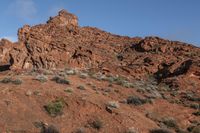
[64,88,73,93]
[52,76,70,84]
[162,117,178,129]
[41,125,60,133]
[193,111,200,116]
[79,73,88,79]
[190,103,200,110]
[65,68,77,75]
[127,96,149,106]
[74,128,85,133]
[0,77,23,85]
[88,118,103,130]
[150,128,172,133]
[12,78,23,85]
[35,74,48,83]
[125,127,138,133]
[0,77,12,83]
[77,85,86,90]
[44,98,65,117]
[192,126,200,133]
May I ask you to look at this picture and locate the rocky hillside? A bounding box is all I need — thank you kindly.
[0,10,199,133]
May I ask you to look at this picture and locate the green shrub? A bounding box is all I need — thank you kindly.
[1,77,23,85]
[193,111,200,116]
[190,103,200,110]
[89,118,103,130]
[41,125,59,133]
[127,96,148,106]
[12,79,23,85]
[44,99,65,117]
[162,117,178,129]
[150,128,172,133]
[52,76,70,84]
[35,74,48,83]
[79,73,88,79]
[113,76,127,86]
[64,88,73,93]
[65,69,77,75]
[0,77,12,83]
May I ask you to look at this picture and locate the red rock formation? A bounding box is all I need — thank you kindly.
[0,9,199,82]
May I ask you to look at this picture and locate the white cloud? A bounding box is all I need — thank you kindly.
[7,0,37,20]
[0,36,18,42]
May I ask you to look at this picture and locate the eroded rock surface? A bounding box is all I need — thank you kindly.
[0,9,200,82]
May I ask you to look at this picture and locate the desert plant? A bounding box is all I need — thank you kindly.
[65,68,77,75]
[193,111,200,116]
[74,128,85,133]
[42,69,54,75]
[41,124,60,133]
[190,103,200,110]
[150,128,172,133]
[125,127,138,133]
[192,125,200,133]
[79,73,88,79]
[12,78,23,85]
[64,88,73,93]
[127,96,148,106]
[113,76,127,86]
[77,85,86,90]
[1,77,23,85]
[162,117,178,129]
[89,118,103,130]
[52,76,70,84]
[35,74,48,83]
[0,77,12,83]
[44,99,65,117]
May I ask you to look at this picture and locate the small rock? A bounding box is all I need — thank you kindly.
[25,90,32,96]
[42,124,60,133]
[105,101,120,114]
[125,127,138,133]
[119,99,127,104]
[107,101,120,108]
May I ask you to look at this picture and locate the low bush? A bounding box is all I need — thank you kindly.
[12,79,23,85]
[0,77,12,83]
[52,76,70,84]
[44,98,65,117]
[64,88,73,93]
[35,74,48,83]
[77,85,86,90]
[162,117,178,129]
[127,96,148,106]
[150,128,172,133]
[88,118,103,130]
[41,125,60,133]
[0,77,23,85]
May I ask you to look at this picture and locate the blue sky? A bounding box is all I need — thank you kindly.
[0,0,199,47]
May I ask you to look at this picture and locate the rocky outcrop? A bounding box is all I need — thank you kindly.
[0,9,199,85]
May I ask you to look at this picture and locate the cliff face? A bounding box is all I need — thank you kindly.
[0,9,200,81]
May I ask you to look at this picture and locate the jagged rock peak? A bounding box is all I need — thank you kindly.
[47,9,78,27]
